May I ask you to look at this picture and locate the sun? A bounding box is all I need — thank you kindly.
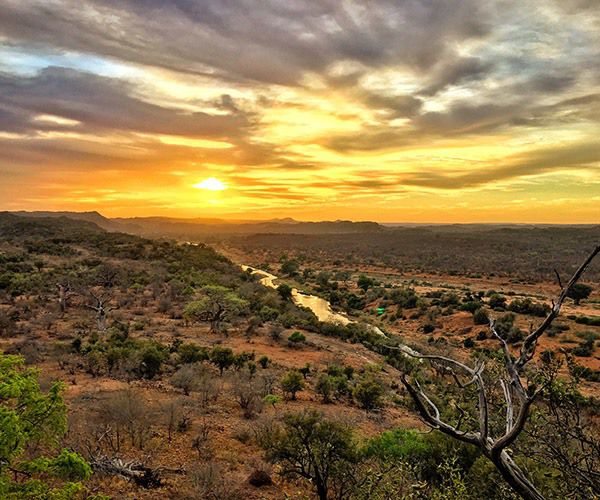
[193,177,227,191]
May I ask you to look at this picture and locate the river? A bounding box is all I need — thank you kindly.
[241,265,389,335]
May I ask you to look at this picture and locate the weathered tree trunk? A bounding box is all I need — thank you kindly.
[491,450,545,500]
[97,310,107,331]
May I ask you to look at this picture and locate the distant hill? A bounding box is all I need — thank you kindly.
[0,212,106,239]
[9,210,124,232]
[8,211,385,238]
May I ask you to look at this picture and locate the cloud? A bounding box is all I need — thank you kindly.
[399,141,600,189]
[0,0,492,85]
[0,67,249,138]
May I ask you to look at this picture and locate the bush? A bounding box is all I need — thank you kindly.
[316,374,335,403]
[178,343,209,364]
[209,346,235,375]
[494,313,523,344]
[507,298,550,317]
[567,283,593,305]
[258,355,270,369]
[0,354,92,497]
[473,308,489,325]
[139,345,167,379]
[288,331,306,344]
[281,370,304,400]
[277,284,293,301]
[423,323,435,334]
[353,376,384,410]
[571,339,595,357]
[488,294,506,309]
[389,287,420,309]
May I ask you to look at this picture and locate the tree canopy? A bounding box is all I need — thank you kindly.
[0,354,93,499]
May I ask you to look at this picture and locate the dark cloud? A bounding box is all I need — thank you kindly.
[399,141,600,189]
[0,67,248,138]
[0,0,492,85]
[419,56,494,96]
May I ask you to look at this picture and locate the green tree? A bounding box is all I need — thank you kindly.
[0,354,92,498]
[258,410,358,500]
[281,370,304,400]
[357,275,374,292]
[277,283,293,301]
[567,283,593,305]
[209,346,235,375]
[184,285,248,333]
[280,260,299,277]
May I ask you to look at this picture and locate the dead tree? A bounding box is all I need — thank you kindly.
[89,455,184,488]
[56,281,77,315]
[86,288,116,331]
[400,246,599,500]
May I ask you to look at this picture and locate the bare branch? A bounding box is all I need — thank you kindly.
[516,245,600,370]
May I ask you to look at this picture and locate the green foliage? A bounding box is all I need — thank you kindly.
[177,342,209,364]
[184,285,248,332]
[353,375,384,410]
[0,354,92,499]
[258,410,358,500]
[316,373,335,403]
[139,344,168,379]
[567,283,593,305]
[263,394,281,408]
[365,428,432,462]
[389,287,420,309]
[571,338,595,357]
[277,283,293,301]
[507,298,550,317]
[280,260,299,277]
[281,370,304,400]
[288,331,306,343]
[494,313,523,344]
[209,346,235,375]
[258,355,270,369]
[488,294,507,309]
[357,274,375,292]
[473,307,489,325]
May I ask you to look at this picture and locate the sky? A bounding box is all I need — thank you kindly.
[0,0,599,223]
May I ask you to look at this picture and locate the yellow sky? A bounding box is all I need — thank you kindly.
[0,1,599,222]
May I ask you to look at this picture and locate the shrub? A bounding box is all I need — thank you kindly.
[281,370,304,400]
[264,394,282,408]
[316,374,335,403]
[353,376,384,410]
[277,283,293,301]
[0,354,92,497]
[473,308,489,325]
[488,294,506,309]
[139,345,167,379]
[258,355,270,369]
[288,331,306,344]
[567,283,593,305]
[209,346,235,375]
[178,343,209,364]
[507,298,550,317]
[571,339,595,357]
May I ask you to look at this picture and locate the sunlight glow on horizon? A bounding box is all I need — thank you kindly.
[193,178,227,191]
